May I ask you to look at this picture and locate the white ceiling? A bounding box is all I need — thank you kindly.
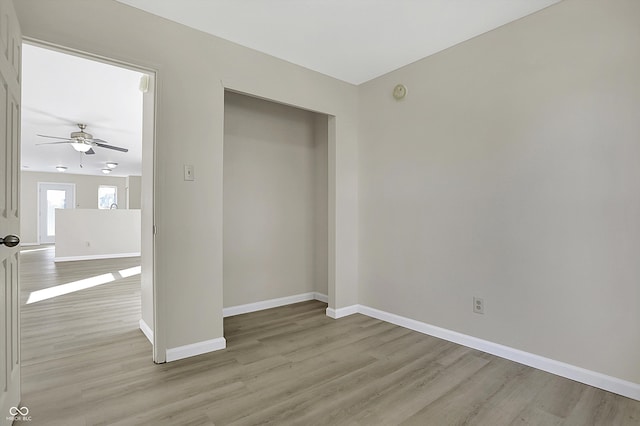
[21,43,144,177]
[21,1,562,176]
[116,0,561,85]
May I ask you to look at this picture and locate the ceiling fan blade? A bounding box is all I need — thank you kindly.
[24,107,79,126]
[36,141,74,145]
[37,134,74,141]
[94,142,128,152]
[91,138,109,143]
[84,148,96,155]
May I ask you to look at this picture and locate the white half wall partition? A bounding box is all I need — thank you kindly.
[54,209,141,262]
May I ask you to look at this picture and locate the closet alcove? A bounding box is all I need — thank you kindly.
[223,91,329,314]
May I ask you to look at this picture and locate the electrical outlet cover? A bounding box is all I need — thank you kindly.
[473,297,484,314]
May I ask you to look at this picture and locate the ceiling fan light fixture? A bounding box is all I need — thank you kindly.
[71,142,92,153]
[101,168,112,174]
[106,162,118,169]
[56,166,67,172]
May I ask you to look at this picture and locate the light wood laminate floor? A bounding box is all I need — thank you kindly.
[19,246,640,425]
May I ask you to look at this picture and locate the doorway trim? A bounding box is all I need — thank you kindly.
[21,37,161,362]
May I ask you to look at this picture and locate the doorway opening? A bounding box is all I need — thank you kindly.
[19,41,157,362]
[37,182,75,244]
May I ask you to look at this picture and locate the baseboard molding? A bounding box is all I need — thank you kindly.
[358,305,640,401]
[164,293,328,362]
[223,292,328,317]
[326,304,359,319]
[166,337,226,362]
[139,319,153,344]
[54,252,141,262]
[313,292,328,303]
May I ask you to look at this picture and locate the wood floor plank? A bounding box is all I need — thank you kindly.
[563,387,635,426]
[457,367,551,425]
[350,351,491,425]
[510,406,564,426]
[527,374,586,419]
[400,357,527,425]
[19,245,640,425]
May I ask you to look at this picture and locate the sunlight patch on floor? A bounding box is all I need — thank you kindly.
[26,264,140,304]
[119,265,141,278]
[20,247,54,253]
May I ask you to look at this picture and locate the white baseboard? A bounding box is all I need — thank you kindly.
[166,337,226,362]
[54,252,141,262]
[163,293,328,362]
[326,304,359,319]
[358,305,640,401]
[223,292,328,317]
[313,292,329,303]
[139,319,153,344]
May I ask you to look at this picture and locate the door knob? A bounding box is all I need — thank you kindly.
[0,235,20,247]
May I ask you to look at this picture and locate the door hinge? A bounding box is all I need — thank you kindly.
[153,225,157,235]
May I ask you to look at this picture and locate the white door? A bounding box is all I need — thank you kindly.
[0,0,22,423]
[38,183,75,244]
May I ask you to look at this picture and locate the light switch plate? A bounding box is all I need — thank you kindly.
[184,164,195,181]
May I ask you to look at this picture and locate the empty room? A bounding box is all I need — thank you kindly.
[1,0,639,424]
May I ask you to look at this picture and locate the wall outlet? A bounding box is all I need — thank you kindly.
[473,297,484,314]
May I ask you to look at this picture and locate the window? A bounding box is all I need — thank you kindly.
[98,185,118,209]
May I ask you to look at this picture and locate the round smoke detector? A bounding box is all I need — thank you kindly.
[393,84,408,100]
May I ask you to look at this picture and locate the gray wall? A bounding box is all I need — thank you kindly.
[223,92,328,307]
[358,0,640,384]
[16,0,359,354]
[20,171,127,244]
[126,175,142,209]
[18,0,638,388]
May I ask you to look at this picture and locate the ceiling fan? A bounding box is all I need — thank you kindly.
[36,123,128,154]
